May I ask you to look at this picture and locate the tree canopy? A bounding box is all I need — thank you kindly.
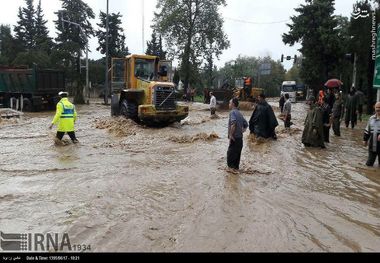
[146,30,167,60]
[54,0,95,104]
[153,0,230,93]
[96,11,129,59]
[283,0,343,90]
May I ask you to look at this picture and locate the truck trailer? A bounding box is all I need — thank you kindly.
[0,66,65,112]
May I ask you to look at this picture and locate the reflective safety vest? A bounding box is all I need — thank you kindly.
[318,90,325,106]
[52,98,77,132]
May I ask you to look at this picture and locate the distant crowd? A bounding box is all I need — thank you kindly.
[206,87,380,173]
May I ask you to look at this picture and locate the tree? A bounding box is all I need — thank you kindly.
[96,12,129,59]
[14,0,36,51]
[89,58,106,86]
[35,0,53,54]
[0,25,19,65]
[285,64,302,83]
[283,0,343,91]
[154,0,230,94]
[350,0,377,113]
[54,0,95,104]
[216,55,285,97]
[12,50,51,68]
[146,30,167,59]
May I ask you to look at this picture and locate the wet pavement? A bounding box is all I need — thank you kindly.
[0,99,379,252]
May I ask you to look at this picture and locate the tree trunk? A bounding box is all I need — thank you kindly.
[183,33,192,99]
[74,79,85,104]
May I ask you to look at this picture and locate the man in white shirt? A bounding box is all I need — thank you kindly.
[210,92,217,116]
[283,93,292,128]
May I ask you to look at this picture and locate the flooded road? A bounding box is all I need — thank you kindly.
[0,99,379,252]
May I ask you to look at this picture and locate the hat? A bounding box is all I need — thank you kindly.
[58,91,68,96]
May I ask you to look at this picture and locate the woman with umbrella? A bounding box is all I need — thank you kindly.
[323,79,342,109]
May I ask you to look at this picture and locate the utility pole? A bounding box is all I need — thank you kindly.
[60,14,89,103]
[104,0,109,105]
[142,0,145,53]
[352,53,358,89]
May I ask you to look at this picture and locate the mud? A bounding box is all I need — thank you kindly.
[94,117,138,137]
[0,99,379,252]
[0,117,22,127]
[170,132,220,143]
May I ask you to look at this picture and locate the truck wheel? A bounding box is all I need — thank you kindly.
[22,98,32,112]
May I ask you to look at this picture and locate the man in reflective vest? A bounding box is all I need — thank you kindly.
[49,91,79,143]
[243,77,252,100]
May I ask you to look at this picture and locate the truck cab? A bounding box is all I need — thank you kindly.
[281,81,297,103]
[111,54,189,126]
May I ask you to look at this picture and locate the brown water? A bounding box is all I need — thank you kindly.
[0,99,379,252]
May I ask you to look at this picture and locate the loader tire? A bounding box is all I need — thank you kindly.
[120,100,139,122]
[127,102,138,122]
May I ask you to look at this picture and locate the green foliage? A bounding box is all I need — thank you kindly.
[89,58,106,85]
[54,0,95,104]
[285,57,303,84]
[35,0,53,54]
[216,55,286,97]
[146,31,167,60]
[96,12,129,59]
[12,50,51,68]
[0,25,19,65]
[14,0,36,51]
[153,0,230,93]
[283,0,343,90]
[55,0,95,51]
[349,1,374,90]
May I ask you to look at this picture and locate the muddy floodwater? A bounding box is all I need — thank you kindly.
[0,99,379,252]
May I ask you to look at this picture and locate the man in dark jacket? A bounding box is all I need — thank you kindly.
[345,87,358,129]
[302,96,325,149]
[279,94,285,113]
[332,92,344,137]
[227,98,248,171]
[249,94,278,140]
[355,88,365,122]
[325,88,336,109]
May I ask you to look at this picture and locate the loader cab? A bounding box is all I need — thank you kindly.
[125,55,159,88]
[134,58,156,81]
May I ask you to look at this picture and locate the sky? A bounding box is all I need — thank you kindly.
[0,0,360,70]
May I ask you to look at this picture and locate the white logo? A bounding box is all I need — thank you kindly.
[352,7,370,19]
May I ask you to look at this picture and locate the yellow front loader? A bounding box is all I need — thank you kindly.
[110,54,189,126]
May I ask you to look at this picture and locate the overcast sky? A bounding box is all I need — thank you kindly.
[0,0,359,70]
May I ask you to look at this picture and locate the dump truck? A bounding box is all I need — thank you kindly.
[110,54,189,126]
[0,66,65,111]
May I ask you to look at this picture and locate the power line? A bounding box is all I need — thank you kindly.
[224,17,290,25]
